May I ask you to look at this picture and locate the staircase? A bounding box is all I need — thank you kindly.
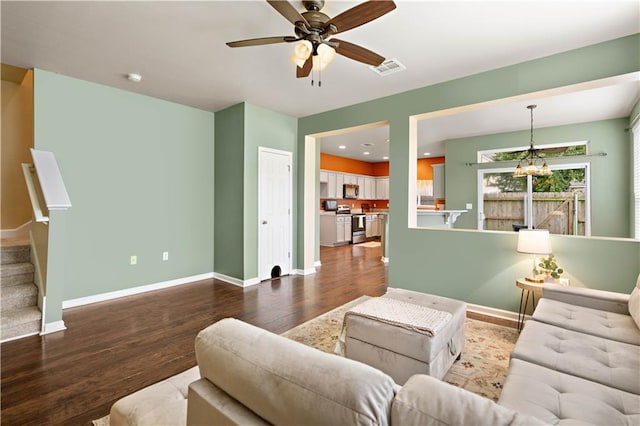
[1,241,42,342]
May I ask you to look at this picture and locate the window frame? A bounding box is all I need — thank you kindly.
[477,162,591,236]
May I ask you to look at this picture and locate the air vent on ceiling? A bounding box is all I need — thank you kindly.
[370,58,406,76]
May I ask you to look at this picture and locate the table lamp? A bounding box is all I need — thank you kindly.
[517,229,552,283]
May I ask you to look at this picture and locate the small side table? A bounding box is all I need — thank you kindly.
[516,278,544,332]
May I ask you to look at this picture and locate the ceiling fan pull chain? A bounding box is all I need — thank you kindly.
[311,68,314,86]
[319,67,322,87]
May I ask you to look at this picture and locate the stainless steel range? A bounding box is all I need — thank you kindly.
[351,214,366,244]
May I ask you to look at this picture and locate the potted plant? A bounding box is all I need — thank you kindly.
[536,254,564,283]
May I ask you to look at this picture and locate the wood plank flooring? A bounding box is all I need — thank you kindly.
[1,244,387,425]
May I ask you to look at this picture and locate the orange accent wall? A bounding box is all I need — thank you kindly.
[321,153,443,179]
[371,161,389,176]
[321,153,376,175]
[417,157,445,180]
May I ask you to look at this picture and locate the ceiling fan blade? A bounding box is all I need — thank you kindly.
[266,0,309,26]
[333,38,385,66]
[326,1,396,35]
[226,36,296,48]
[296,56,312,78]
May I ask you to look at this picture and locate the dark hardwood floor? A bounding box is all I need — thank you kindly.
[1,244,387,425]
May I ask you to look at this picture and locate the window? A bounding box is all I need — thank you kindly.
[478,163,590,235]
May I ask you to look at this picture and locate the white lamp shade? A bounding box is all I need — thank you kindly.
[517,229,552,254]
[290,41,312,68]
[312,43,336,71]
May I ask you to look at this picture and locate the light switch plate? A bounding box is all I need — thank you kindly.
[162,251,169,261]
[130,255,137,265]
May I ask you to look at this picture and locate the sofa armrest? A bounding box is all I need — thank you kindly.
[391,375,545,426]
[542,284,630,314]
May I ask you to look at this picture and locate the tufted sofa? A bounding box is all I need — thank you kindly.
[498,277,640,424]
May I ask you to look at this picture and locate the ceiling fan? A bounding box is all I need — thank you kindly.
[226,0,396,79]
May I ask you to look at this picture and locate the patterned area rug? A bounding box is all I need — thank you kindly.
[282,295,519,402]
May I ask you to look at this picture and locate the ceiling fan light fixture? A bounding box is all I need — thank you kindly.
[311,43,336,71]
[291,40,312,68]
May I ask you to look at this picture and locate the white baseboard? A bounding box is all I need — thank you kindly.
[466,303,520,322]
[1,221,31,239]
[213,272,259,287]
[41,320,66,335]
[381,257,389,264]
[314,260,321,267]
[293,267,316,275]
[62,272,215,309]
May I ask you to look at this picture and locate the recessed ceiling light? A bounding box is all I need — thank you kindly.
[386,139,390,143]
[423,152,431,156]
[383,156,389,160]
[127,73,142,83]
[363,152,370,155]
[338,145,346,149]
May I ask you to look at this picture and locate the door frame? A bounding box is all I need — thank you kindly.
[258,146,293,281]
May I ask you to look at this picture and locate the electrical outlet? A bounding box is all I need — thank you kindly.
[466,203,473,210]
[162,251,169,261]
[130,255,137,265]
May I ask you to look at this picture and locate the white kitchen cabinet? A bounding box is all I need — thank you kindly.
[327,172,337,198]
[320,171,328,183]
[335,173,344,198]
[344,174,356,185]
[320,214,351,246]
[371,214,380,236]
[376,177,389,200]
[364,177,375,200]
[365,214,380,238]
[336,215,351,243]
[356,176,366,199]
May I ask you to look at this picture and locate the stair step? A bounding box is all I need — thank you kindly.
[1,244,30,265]
[1,262,35,287]
[1,306,41,342]
[1,283,38,310]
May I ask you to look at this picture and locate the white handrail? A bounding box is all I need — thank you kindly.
[21,163,49,224]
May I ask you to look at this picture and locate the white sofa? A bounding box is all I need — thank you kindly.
[498,278,640,425]
[111,277,640,425]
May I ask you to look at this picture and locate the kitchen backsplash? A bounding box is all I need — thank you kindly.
[320,198,389,211]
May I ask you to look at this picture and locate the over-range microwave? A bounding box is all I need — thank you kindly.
[343,183,359,199]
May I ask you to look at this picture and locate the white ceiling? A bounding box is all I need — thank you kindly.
[2,0,639,160]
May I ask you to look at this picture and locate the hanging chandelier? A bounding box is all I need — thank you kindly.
[513,105,552,177]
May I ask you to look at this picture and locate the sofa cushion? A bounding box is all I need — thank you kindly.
[629,274,640,329]
[393,374,545,426]
[499,359,640,425]
[195,318,396,426]
[513,320,640,394]
[110,366,199,426]
[532,298,640,345]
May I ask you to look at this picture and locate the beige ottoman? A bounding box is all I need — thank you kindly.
[344,288,466,385]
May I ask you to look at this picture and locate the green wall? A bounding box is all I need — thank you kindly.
[445,118,630,238]
[298,34,640,313]
[214,104,245,279]
[34,69,215,323]
[214,102,297,281]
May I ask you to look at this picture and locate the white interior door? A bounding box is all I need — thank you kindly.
[258,148,292,281]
